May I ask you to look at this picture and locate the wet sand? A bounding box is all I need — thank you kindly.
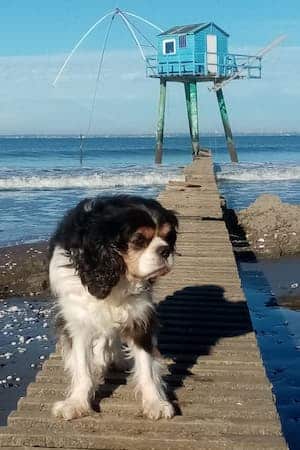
[0,242,54,423]
[238,194,300,258]
[260,256,300,311]
[0,298,55,424]
[0,242,49,299]
[239,256,300,449]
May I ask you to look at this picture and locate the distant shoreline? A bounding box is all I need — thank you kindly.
[0,133,299,139]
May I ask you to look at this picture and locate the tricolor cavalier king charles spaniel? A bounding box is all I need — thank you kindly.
[49,195,178,420]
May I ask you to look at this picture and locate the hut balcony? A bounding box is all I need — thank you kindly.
[146,53,262,81]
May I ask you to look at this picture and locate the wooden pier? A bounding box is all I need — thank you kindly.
[0,157,287,449]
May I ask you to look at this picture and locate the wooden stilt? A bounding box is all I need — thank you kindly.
[155,79,167,164]
[216,87,238,163]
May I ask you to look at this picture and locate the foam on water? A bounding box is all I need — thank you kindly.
[216,163,300,181]
[0,135,300,245]
[0,170,184,191]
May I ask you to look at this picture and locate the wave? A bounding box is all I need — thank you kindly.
[216,164,300,181]
[0,171,184,191]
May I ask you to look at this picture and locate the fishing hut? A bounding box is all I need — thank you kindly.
[146,23,262,163]
[52,9,283,164]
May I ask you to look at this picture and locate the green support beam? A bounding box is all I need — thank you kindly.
[184,82,193,139]
[187,81,200,156]
[216,87,238,163]
[155,79,167,164]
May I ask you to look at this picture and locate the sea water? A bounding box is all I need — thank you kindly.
[0,135,300,246]
[0,134,300,446]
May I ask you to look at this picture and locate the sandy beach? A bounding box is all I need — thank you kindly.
[237,194,300,259]
[0,242,54,424]
[0,297,55,424]
[0,242,49,299]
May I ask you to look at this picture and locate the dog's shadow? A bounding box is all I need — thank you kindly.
[157,284,252,414]
[93,284,252,415]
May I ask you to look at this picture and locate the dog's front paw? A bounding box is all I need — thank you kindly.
[52,399,91,420]
[143,399,175,420]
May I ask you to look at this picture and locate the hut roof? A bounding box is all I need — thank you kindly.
[159,22,229,37]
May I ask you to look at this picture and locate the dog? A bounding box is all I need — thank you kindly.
[49,195,178,420]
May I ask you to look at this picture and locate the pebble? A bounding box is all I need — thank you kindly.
[17,348,26,353]
[7,306,19,313]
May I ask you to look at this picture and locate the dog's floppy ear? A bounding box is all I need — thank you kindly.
[71,240,125,300]
[165,209,178,252]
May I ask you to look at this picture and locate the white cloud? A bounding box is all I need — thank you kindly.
[0,46,298,134]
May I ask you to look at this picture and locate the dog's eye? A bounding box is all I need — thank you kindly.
[131,233,148,249]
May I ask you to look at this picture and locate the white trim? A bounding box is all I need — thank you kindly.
[163,39,176,55]
[206,34,217,74]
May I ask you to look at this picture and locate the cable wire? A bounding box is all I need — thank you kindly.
[81,13,116,163]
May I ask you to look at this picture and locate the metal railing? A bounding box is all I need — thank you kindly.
[146,52,262,79]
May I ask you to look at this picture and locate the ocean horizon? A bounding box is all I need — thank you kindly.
[0,132,299,138]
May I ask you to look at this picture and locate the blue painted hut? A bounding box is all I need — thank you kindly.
[157,23,229,77]
[146,22,262,164]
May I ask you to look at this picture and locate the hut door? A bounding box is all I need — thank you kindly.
[207,34,217,74]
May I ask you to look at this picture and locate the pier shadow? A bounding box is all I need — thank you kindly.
[223,207,256,263]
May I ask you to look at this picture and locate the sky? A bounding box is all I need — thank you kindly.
[0,0,299,135]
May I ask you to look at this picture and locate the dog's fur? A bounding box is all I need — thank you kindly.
[49,195,178,420]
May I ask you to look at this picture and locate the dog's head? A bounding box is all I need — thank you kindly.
[54,195,178,299]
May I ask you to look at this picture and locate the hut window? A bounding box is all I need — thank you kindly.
[163,39,176,55]
[179,35,187,48]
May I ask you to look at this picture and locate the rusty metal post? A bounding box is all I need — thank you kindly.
[155,79,167,164]
[216,87,238,162]
[184,82,193,138]
[188,81,200,156]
